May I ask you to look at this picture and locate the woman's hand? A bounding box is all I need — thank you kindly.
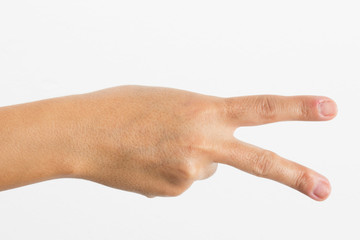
[0,85,337,201]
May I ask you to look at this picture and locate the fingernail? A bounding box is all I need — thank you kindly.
[313,180,330,199]
[318,100,337,117]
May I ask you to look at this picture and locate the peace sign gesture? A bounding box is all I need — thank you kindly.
[0,85,337,201]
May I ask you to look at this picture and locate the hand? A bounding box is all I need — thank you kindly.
[0,85,337,201]
[65,85,337,200]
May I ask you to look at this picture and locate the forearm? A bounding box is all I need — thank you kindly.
[0,98,76,191]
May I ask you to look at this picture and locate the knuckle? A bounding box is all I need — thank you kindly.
[223,97,239,120]
[159,163,195,197]
[177,161,199,181]
[256,96,277,120]
[298,99,311,120]
[162,177,193,197]
[184,97,221,121]
[163,160,199,186]
[252,150,275,177]
[294,169,313,193]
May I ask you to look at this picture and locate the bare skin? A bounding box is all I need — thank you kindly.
[0,85,337,200]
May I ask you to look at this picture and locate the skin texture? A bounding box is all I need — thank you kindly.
[0,85,337,200]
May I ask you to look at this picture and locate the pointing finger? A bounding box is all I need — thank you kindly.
[223,95,338,126]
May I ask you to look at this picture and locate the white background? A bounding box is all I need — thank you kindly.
[0,0,359,239]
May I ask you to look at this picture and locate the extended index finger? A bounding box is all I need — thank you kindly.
[223,95,338,126]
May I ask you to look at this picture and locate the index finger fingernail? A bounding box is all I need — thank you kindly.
[318,100,337,118]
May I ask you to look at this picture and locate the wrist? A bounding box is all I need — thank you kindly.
[0,98,78,190]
